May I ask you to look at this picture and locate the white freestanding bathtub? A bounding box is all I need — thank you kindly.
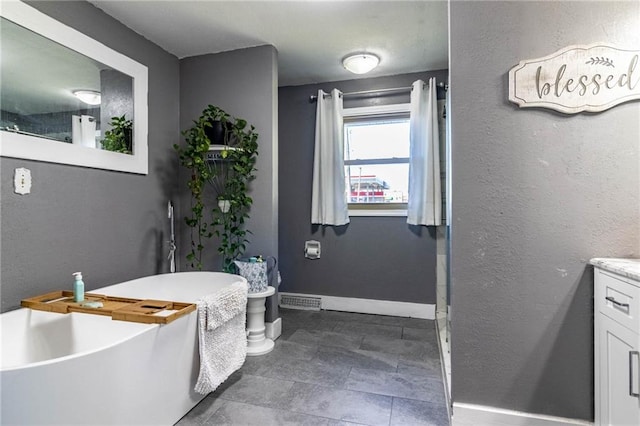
[0,272,247,426]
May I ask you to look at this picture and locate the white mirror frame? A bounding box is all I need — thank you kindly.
[0,1,148,174]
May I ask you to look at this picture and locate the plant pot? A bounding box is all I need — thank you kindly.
[218,199,231,213]
[205,120,231,145]
[125,126,133,152]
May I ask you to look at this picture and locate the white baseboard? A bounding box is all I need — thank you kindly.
[265,317,282,340]
[452,403,593,426]
[278,292,434,319]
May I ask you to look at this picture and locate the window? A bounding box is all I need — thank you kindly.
[343,104,410,216]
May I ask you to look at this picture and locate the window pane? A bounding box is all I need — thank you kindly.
[345,164,409,203]
[344,120,409,161]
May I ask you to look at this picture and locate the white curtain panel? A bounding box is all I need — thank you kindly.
[72,115,97,148]
[311,89,350,225]
[407,78,442,226]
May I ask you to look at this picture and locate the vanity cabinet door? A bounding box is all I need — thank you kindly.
[597,313,640,426]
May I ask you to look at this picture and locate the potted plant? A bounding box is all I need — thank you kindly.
[101,115,132,154]
[175,105,258,271]
[212,120,258,272]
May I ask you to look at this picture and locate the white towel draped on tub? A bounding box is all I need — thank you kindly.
[194,280,248,394]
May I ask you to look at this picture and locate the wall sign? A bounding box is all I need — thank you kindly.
[509,43,640,114]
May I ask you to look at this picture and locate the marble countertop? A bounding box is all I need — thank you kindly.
[590,258,640,281]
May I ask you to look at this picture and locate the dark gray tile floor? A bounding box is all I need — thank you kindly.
[176,308,450,426]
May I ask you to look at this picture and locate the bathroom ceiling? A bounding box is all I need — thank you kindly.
[87,0,449,87]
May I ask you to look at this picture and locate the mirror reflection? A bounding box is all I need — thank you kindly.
[1,17,134,154]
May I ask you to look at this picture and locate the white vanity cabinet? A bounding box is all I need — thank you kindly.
[592,258,640,426]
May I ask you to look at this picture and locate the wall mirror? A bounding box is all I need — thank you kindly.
[0,1,148,174]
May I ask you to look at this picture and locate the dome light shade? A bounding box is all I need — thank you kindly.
[342,53,380,74]
[73,90,101,105]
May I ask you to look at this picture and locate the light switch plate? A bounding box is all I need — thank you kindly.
[14,167,32,195]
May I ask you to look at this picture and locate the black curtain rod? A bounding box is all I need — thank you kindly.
[309,82,448,102]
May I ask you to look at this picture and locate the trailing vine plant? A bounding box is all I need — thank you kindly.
[174,105,258,271]
[213,117,259,272]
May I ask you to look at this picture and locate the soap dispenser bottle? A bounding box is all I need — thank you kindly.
[73,272,84,303]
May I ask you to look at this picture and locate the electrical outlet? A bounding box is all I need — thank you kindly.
[14,168,32,195]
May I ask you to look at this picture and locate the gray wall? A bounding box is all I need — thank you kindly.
[1,1,180,312]
[178,46,279,271]
[100,69,134,135]
[278,71,447,304]
[449,0,640,420]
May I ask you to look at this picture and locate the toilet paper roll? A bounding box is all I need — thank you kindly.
[304,240,321,259]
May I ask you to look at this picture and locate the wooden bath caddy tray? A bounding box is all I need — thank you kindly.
[21,291,196,324]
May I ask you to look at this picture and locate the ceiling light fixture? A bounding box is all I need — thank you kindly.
[342,53,380,75]
[73,90,101,105]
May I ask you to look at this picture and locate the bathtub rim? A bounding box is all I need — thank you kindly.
[0,310,158,372]
[1,271,246,372]
[95,271,248,303]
